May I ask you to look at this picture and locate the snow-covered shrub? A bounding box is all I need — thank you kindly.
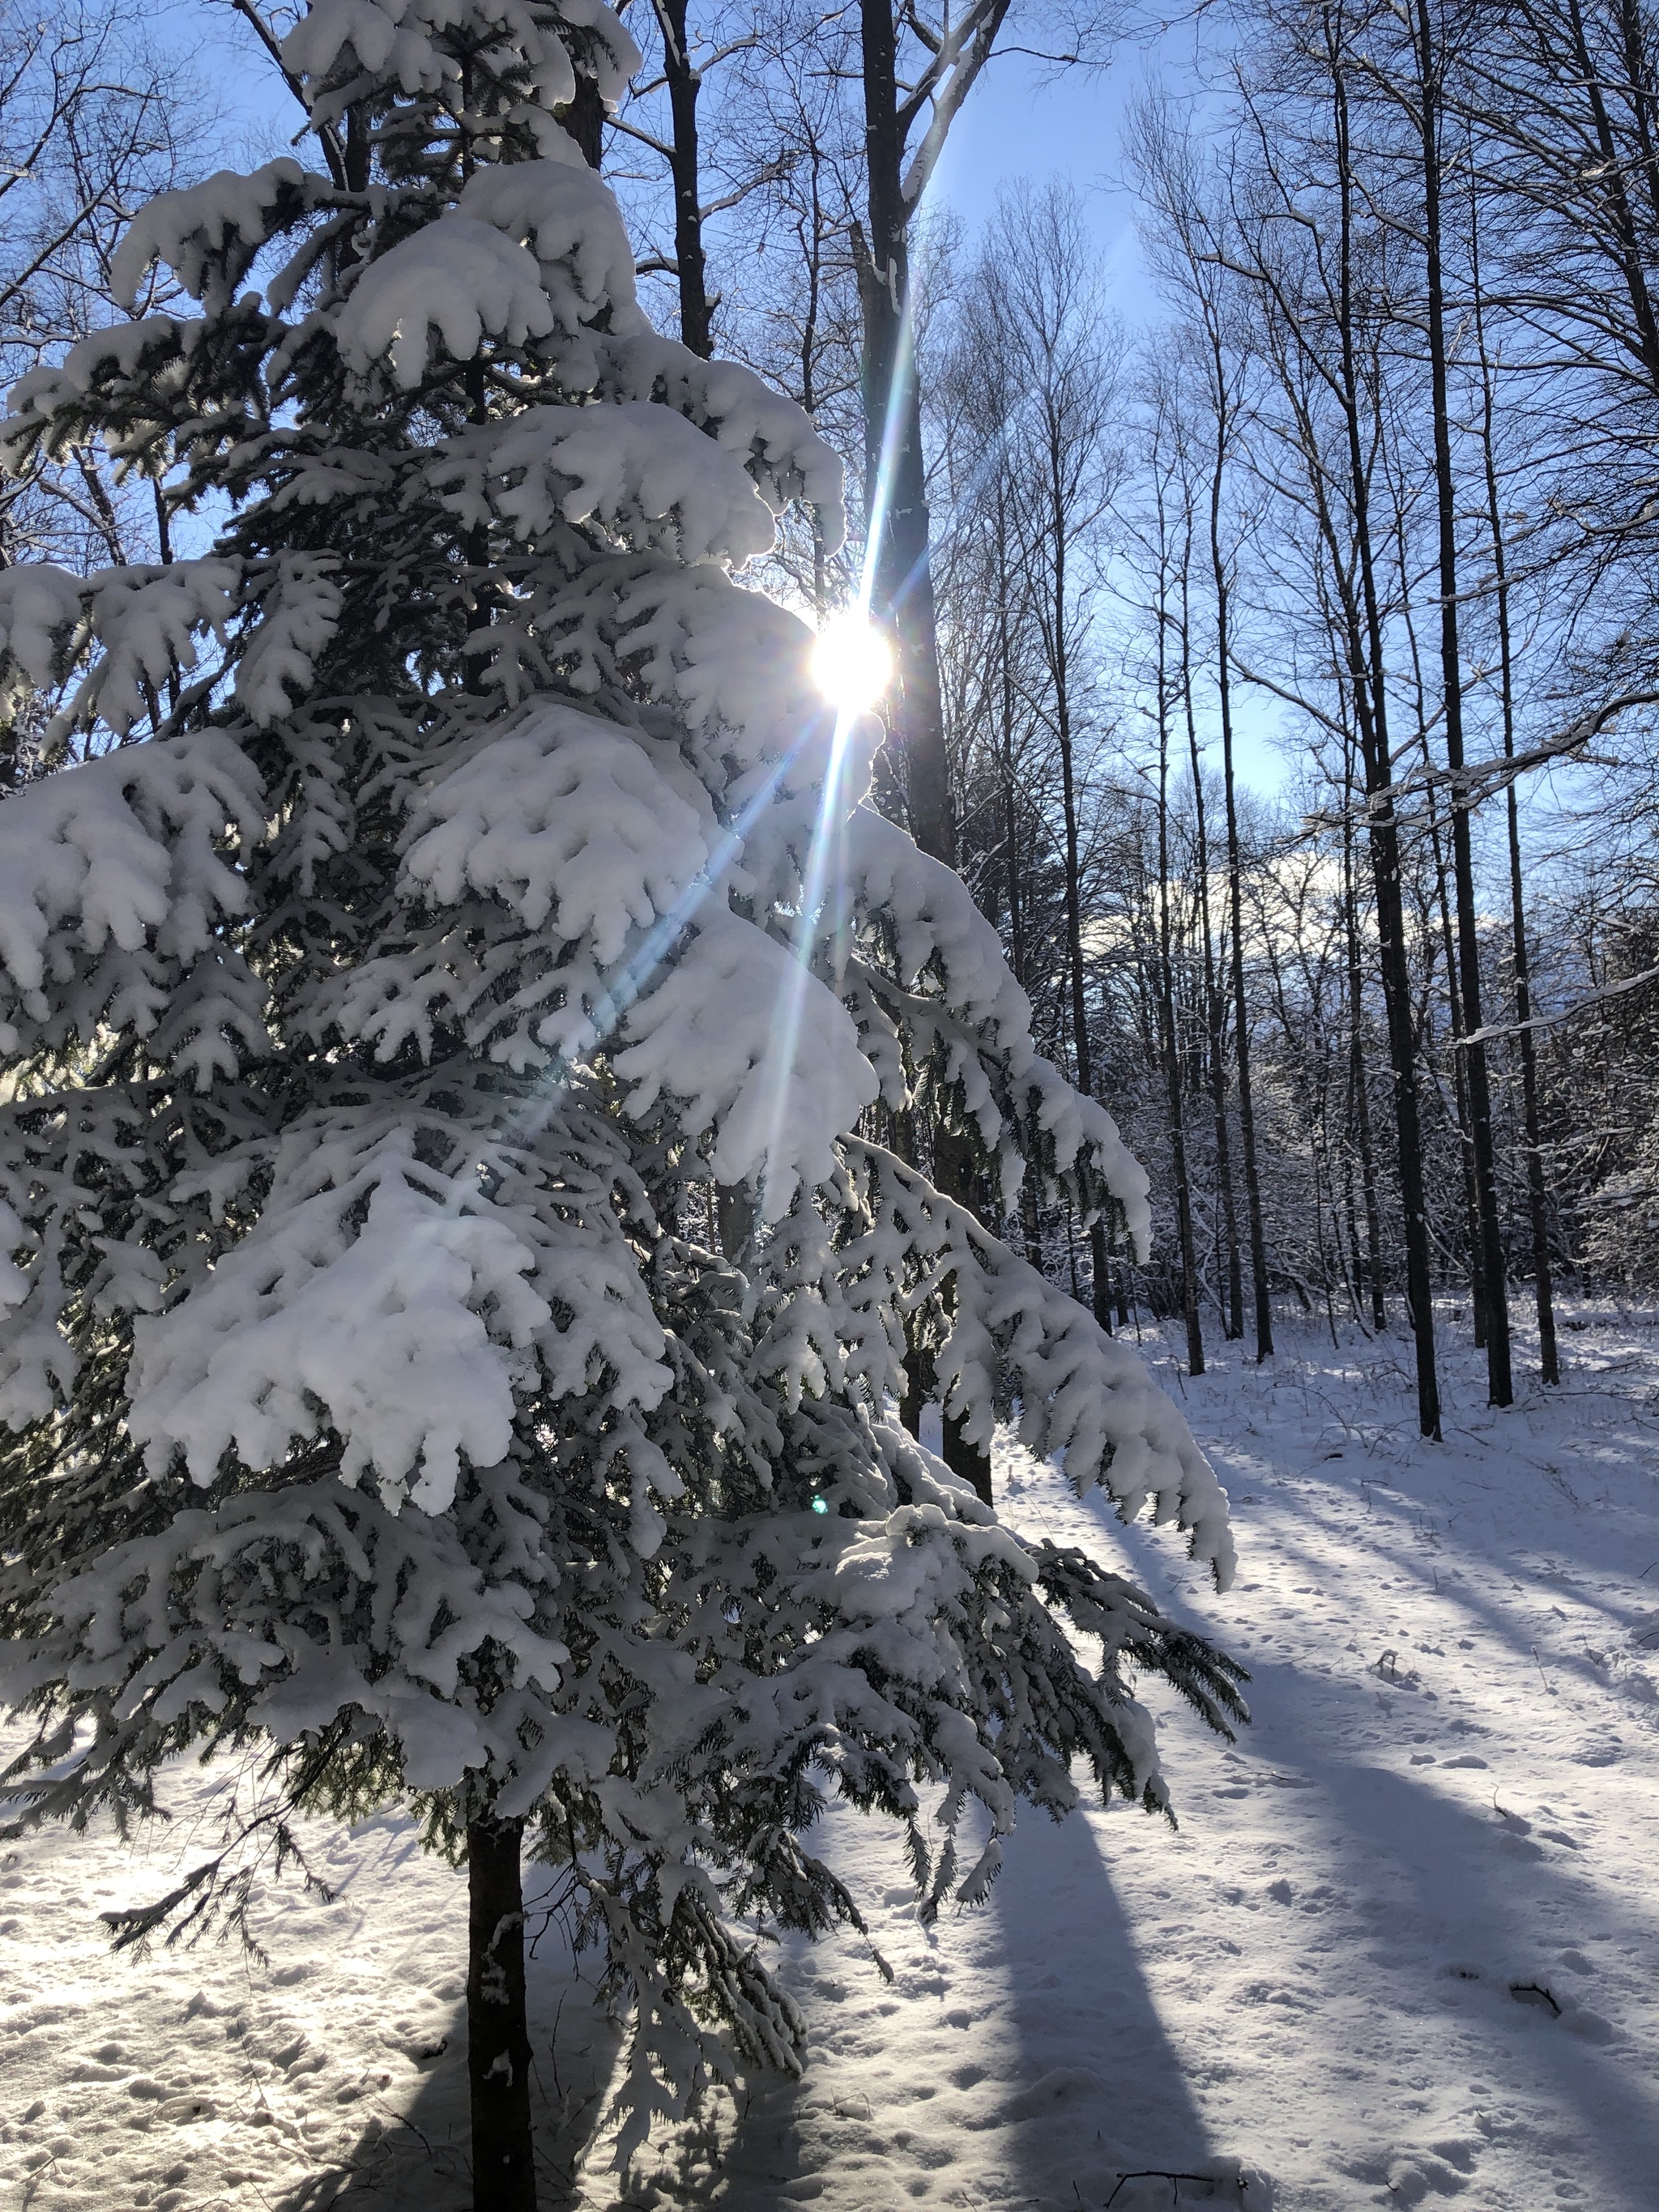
[0,0,1244,2168]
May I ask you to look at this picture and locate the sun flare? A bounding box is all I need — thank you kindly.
[809,611,892,713]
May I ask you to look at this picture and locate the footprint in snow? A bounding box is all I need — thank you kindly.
[1343,2139,1481,2205]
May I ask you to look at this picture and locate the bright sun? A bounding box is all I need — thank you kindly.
[809,611,892,713]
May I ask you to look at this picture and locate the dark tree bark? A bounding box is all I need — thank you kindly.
[716,1182,755,1263]
[561,70,605,168]
[943,1399,994,1504]
[1408,0,1512,1401]
[1469,205,1561,1383]
[1328,40,1441,1438]
[856,0,1017,1498]
[1211,475,1273,1364]
[856,0,953,867]
[1159,564,1205,1375]
[1421,770,1486,1342]
[652,0,714,356]
[1183,667,1243,1336]
[1341,782,1387,1328]
[467,1818,535,2212]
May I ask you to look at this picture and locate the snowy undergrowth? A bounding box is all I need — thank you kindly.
[6,1302,1659,2212]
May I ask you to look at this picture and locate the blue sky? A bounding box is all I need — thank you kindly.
[156,2,1288,793]
[927,49,1147,296]
[926,40,1290,797]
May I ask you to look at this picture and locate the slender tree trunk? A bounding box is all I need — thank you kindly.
[1207,417,1273,1357]
[1411,0,1512,1402]
[1502,713,1560,1386]
[996,484,1027,991]
[1391,492,1479,1332]
[1354,681,1439,1438]
[1332,40,1440,1436]
[1423,774,1486,1340]
[858,0,987,1486]
[1158,603,1205,1375]
[655,0,714,356]
[1055,654,1111,1332]
[858,0,952,866]
[795,150,831,616]
[467,1818,535,2212]
[1341,786,1386,1328]
[854,0,1021,857]
[1182,640,1243,1336]
[1469,216,1560,1384]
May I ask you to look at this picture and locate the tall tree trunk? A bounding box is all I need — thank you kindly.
[1341,787,1387,1328]
[1469,209,1560,1384]
[1055,640,1111,1334]
[654,0,714,356]
[467,1818,535,2212]
[996,487,1027,993]
[1206,352,1273,1360]
[1411,0,1512,1402]
[1181,611,1243,1336]
[858,0,952,867]
[1501,694,1560,1386]
[1159,613,1205,1375]
[858,0,987,1488]
[1331,37,1441,1437]
[1423,775,1486,1340]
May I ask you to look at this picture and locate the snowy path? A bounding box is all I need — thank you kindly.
[4,1309,1659,2210]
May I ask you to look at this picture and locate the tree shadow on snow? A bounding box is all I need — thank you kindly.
[1181,1639,1659,2208]
[272,1885,625,2212]
[601,1799,1247,2212]
[979,1805,1253,2210]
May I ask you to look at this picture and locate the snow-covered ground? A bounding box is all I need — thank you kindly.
[5,1303,1659,2210]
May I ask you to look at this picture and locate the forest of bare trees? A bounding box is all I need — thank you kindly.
[11,0,1659,1454]
[615,0,1659,1440]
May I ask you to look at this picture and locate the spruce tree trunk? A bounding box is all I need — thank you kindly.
[467,1818,536,2212]
[716,1183,755,1264]
[559,71,604,167]
[944,1404,994,1505]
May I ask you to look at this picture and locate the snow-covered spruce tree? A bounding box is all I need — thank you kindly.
[0,2,1245,2200]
